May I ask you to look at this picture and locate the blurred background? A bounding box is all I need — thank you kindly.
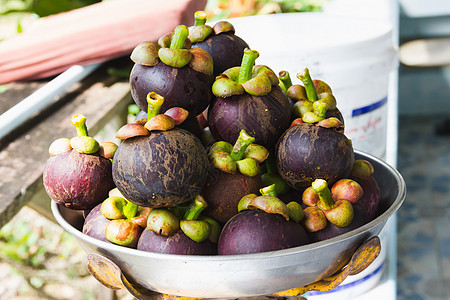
[0,0,449,299]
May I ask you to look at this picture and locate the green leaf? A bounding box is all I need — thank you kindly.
[31,0,99,17]
[30,277,44,288]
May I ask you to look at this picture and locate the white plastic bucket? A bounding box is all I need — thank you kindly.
[227,12,398,298]
[229,12,398,159]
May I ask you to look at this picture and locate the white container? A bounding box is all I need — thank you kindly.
[228,12,398,298]
[229,12,398,159]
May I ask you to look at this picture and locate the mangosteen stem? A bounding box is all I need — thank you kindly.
[230,129,255,161]
[72,114,89,137]
[264,153,277,174]
[183,195,208,221]
[260,184,278,197]
[297,68,318,102]
[147,92,164,120]
[170,25,189,50]
[194,11,207,26]
[123,201,138,219]
[279,70,293,92]
[238,49,259,84]
[312,179,334,211]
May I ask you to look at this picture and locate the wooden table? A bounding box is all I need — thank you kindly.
[0,59,133,228]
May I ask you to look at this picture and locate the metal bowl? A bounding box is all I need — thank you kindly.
[51,151,405,298]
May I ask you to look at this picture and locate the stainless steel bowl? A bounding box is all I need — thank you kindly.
[51,151,405,298]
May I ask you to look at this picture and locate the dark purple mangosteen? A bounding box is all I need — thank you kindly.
[218,186,310,255]
[189,11,249,77]
[43,115,116,210]
[207,49,292,150]
[137,195,219,255]
[202,130,268,224]
[276,123,354,191]
[129,25,214,119]
[349,159,381,220]
[112,93,209,208]
[202,170,262,224]
[137,229,216,255]
[275,68,354,191]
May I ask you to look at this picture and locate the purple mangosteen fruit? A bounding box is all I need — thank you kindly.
[138,229,216,255]
[275,69,354,191]
[276,123,354,191]
[207,49,292,150]
[349,160,381,220]
[82,203,110,243]
[137,195,219,255]
[218,184,310,255]
[301,164,380,242]
[129,25,213,119]
[43,115,116,210]
[113,93,209,208]
[202,130,269,224]
[189,11,250,77]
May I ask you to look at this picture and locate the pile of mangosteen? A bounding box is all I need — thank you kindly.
[43,11,381,257]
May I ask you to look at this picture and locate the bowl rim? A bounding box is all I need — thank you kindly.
[51,149,406,262]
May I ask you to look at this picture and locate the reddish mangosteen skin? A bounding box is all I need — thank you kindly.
[192,32,249,77]
[208,85,292,149]
[43,150,114,210]
[82,203,111,243]
[275,123,354,191]
[112,128,209,208]
[202,167,263,224]
[218,210,310,255]
[130,62,213,118]
[137,229,217,255]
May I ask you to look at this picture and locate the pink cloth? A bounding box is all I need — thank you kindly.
[0,0,207,84]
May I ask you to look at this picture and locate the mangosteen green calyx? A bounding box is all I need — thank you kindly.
[208,129,269,177]
[260,153,290,197]
[202,129,269,223]
[133,107,203,139]
[208,48,292,149]
[43,114,116,210]
[275,68,354,190]
[302,178,362,232]
[282,68,344,129]
[83,188,151,248]
[189,10,250,77]
[218,184,309,255]
[137,195,220,255]
[129,24,213,118]
[112,92,209,208]
[300,174,380,243]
